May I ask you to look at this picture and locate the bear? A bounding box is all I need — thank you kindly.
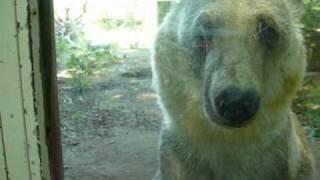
[151,0,315,179]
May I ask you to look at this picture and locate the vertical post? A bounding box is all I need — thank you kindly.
[38,0,64,179]
[0,0,62,179]
[0,0,51,179]
[0,0,42,179]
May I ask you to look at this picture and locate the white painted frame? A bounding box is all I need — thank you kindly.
[0,0,53,179]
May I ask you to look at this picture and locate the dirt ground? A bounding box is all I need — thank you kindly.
[59,50,160,180]
[58,49,320,180]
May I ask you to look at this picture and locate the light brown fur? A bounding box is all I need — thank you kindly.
[152,0,315,179]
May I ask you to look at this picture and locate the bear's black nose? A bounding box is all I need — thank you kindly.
[214,87,260,127]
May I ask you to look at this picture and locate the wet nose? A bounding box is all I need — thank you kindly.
[214,87,260,127]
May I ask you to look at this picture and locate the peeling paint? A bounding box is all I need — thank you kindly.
[33,128,37,135]
[31,8,37,16]
[0,114,9,180]
[1,0,53,179]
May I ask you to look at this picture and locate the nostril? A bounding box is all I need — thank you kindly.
[214,87,260,126]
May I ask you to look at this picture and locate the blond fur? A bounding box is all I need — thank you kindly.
[152,0,315,179]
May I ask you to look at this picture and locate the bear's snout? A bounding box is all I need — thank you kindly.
[213,87,260,127]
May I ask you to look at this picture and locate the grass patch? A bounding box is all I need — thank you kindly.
[293,76,320,140]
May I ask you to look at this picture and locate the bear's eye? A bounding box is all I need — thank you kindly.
[256,19,279,49]
[189,27,212,76]
[192,28,212,56]
[192,34,209,52]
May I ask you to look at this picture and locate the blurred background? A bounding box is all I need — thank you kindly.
[53,0,320,179]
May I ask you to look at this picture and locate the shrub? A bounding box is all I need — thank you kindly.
[55,8,118,91]
[303,0,320,30]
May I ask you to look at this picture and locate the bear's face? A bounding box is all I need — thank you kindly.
[153,0,305,129]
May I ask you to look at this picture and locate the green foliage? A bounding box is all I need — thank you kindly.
[304,87,320,138]
[303,0,320,29]
[97,14,142,30]
[294,79,320,139]
[55,10,118,91]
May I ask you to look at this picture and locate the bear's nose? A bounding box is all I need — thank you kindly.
[214,87,260,127]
